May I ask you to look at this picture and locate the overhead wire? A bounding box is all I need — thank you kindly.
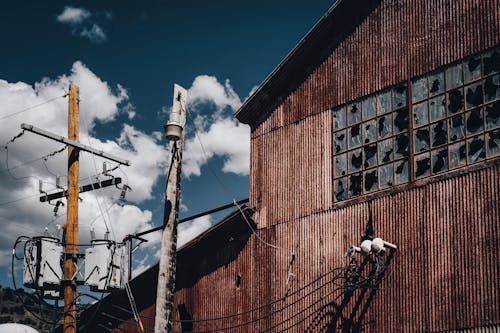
[0,93,66,121]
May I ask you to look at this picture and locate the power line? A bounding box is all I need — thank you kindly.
[0,93,66,121]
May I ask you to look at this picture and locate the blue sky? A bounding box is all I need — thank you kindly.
[0,1,334,289]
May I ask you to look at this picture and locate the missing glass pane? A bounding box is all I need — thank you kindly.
[429,95,446,122]
[348,103,361,125]
[449,114,465,142]
[364,144,377,169]
[394,108,409,133]
[394,84,408,109]
[348,124,362,148]
[483,48,499,76]
[466,108,484,136]
[414,127,430,152]
[449,141,467,168]
[334,153,347,178]
[413,101,429,127]
[465,82,483,109]
[377,90,392,115]
[485,101,500,129]
[464,54,481,83]
[412,76,428,103]
[395,132,410,159]
[333,107,347,130]
[378,114,393,138]
[429,71,445,96]
[395,159,409,184]
[467,135,485,163]
[378,138,394,163]
[363,119,377,144]
[349,149,363,172]
[448,88,464,114]
[486,129,500,157]
[362,96,377,120]
[414,153,431,178]
[334,130,347,153]
[335,177,348,201]
[379,163,394,189]
[349,173,362,197]
[431,148,448,174]
[431,120,448,147]
[484,74,500,102]
[364,169,378,192]
[446,62,463,90]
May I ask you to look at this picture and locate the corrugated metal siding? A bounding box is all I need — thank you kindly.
[169,164,499,332]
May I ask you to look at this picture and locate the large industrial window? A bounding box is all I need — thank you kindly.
[333,84,410,201]
[332,45,499,202]
[411,47,499,179]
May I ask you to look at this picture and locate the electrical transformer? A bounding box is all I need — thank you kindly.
[85,240,128,291]
[23,237,63,290]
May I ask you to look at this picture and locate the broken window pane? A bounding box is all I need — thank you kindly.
[449,141,467,168]
[394,107,409,133]
[395,132,410,159]
[348,103,361,125]
[429,95,446,122]
[431,148,448,174]
[363,119,377,144]
[348,124,362,148]
[378,138,394,163]
[335,177,348,201]
[334,130,347,153]
[447,88,464,114]
[412,76,428,103]
[431,120,448,148]
[467,135,485,163]
[414,152,431,178]
[378,163,394,189]
[449,114,465,142]
[445,62,463,90]
[364,169,378,193]
[364,144,377,169]
[486,129,500,157]
[414,127,430,152]
[465,81,483,109]
[484,74,500,103]
[362,96,377,120]
[466,108,484,136]
[333,107,347,130]
[485,101,500,129]
[334,153,347,178]
[464,54,481,83]
[348,173,362,197]
[377,90,392,115]
[395,159,409,184]
[349,149,363,172]
[393,84,408,109]
[413,101,429,127]
[429,71,445,97]
[482,48,500,76]
[378,114,393,138]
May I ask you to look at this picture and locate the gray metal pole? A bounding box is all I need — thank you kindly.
[154,84,187,333]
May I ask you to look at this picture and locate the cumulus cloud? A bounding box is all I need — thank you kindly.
[56,6,108,44]
[182,75,250,177]
[0,61,167,276]
[177,215,212,248]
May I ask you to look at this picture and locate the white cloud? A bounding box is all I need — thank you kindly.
[56,6,108,43]
[0,61,167,276]
[177,215,213,248]
[181,75,250,177]
[56,6,90,24]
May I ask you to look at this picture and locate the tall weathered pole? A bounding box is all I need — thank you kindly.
[64,84,79,333]
[155,84,187,333]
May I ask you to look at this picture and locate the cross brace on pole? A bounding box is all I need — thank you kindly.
[40,177,122,202]
[21,123,131,166]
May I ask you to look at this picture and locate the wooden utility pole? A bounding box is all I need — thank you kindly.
[64,84,79,333]
[155,84,187,333]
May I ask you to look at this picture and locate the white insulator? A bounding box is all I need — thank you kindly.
[360,239,372,255]
[371,238,385,253]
